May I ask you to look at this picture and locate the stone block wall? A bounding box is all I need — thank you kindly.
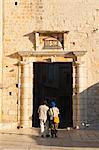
[0,0,3,123]
[0,0,99,128]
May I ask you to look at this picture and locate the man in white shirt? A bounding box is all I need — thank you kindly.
[38,100,49,137]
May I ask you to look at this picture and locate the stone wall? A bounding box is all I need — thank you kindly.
[0,0,99,128]
[0,0,3,123]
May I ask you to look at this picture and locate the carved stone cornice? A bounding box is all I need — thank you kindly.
[32,30,69,34]
[18,50,87,58]
[73,51,87,57]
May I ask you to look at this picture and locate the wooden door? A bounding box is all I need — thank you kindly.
[32,62,73,128]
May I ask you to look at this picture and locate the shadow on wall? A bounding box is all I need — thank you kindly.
[79,82,99,130]
[23,32,35,48]
[27,82,99,148]
[7,52,22,60]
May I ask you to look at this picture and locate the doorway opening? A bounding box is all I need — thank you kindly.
[32,62,73,128]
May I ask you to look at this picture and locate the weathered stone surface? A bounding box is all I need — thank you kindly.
[0,0,99,129]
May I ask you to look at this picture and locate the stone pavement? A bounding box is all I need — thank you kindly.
[0,128,99,150]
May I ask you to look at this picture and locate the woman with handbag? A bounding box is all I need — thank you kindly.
[49,101,60,138]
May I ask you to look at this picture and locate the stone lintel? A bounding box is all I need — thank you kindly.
[32,30,70,34]
[73,51,87,57]
[18,50,87,58]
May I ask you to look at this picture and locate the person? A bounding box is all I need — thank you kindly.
[49,101,60,138]
[38,100,49,137]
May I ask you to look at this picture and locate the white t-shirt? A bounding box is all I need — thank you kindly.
[38,104,49,122]
[50,107,59,117]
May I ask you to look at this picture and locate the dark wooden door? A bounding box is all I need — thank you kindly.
[32,62,73,128]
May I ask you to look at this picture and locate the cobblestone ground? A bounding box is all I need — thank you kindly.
[0,128,99,150]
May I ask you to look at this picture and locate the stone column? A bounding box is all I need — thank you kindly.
[28,62,33,127]
[72,63,77,128]
[75,62,80,129]
[75,56,87,129]
[73,51,87,129]
[20,62,33,128]
[78,57,88,128]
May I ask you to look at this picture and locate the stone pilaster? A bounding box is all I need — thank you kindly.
[20,62,33,128]
[35,32,40,50]
[75,63,80,128]
[74,55,87,129]
[72,63,77,128]
[28,62,33,127]
[63,32,69,50]
[78,57,88,127]
[72,51,87,129]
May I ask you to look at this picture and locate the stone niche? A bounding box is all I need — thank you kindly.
[39,32,63,50]
[33,31,69,51]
